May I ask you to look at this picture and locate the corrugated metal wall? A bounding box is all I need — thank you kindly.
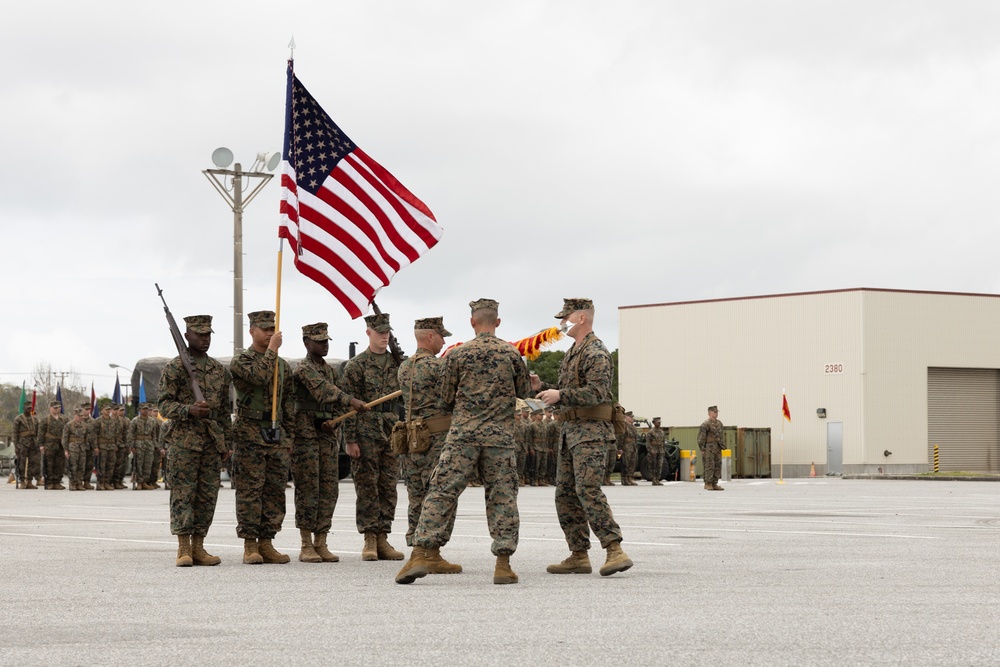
[927,367,1000,471]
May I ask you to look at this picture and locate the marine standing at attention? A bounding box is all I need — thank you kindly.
[158,314,232,567]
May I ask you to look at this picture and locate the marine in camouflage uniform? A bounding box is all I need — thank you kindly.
[12,407,40,488]
[396,317,462,574]
[342,312,404,561]
[698,406,725,491]
[148,407,166,489]
[79,402,96,489]
[396,299,530,586]
[545,410,561,484]
[158,314,232,567]
[646,418,666,486]
[62,409,93,490]
[113,405,130,488]
[291,321,367,564]
[128,403,160,490]
[37,401,68,489]
[89,405,120,490]
[230,310,296,565]
[535,298,632,577]
[529,412,550,486]
[617,412,638,485]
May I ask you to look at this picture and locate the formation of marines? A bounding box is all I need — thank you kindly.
[10,296,730,585]
[9,400,168,491]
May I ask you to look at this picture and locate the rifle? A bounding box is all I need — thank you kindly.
[156,283,225,454]
[155,283,206,404]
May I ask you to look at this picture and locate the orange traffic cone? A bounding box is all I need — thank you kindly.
[809,462,816,477]
[690,454,697,482]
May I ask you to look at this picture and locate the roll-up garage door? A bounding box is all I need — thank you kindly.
[927,367,1000,472]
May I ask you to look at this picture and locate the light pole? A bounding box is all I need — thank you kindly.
[203,148,281,357]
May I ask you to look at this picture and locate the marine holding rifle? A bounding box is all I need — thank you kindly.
[230,310,296,565]
[157,314,232,567]
[341,312,405,562]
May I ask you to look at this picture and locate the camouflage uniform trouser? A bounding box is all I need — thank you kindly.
[235,444,291,540]
[292,432,339,534]
[115,446,129,485]
[555,440,623,551]
[168,445,222,536]
[84,450,95,485]
[701,443,722,485]
[133,443,155,486]
[15,445,41,483]
[535,449,550,484]
[604,445,616,481]
[149,448,164,486]
[415,444,519,556]
[97,446,117,486]
[67,446,88,486]
[621,443,637,482]
[647,449,664,482]
[351,436,398,535]
[44,445,65,485]
[401,432,452,547]
[515,446,526,483]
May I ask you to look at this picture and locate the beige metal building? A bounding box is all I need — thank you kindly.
[618,288,1000,476]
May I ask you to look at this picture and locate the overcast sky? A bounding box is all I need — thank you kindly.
[3,1,999,396]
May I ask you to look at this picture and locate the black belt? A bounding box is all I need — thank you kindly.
[373,401,399,413]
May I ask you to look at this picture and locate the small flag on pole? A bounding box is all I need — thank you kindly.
[138,372,147,404]
[112,373,122,405]
[18,381,27,414]
[782,392,791,422]
[55,384,63,413]
[278,60,443,319]
[91,383,99,418]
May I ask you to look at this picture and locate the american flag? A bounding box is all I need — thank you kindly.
[279,61,443,319]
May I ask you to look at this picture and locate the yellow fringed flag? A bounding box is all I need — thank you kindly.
[442,327,563,359]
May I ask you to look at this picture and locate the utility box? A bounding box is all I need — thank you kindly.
[736,428,772,478]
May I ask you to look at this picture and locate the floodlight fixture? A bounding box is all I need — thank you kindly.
[211,146,234,169]
[258,151,282,172]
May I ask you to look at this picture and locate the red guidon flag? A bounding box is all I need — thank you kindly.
[279,61,443,318]
[782,392,791,422]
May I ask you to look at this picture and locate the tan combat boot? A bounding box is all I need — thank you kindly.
[176,535,193,567]
[313,533,339,563]
[704,482,714,490]
[298,529,322,563]
[258,539,290,564]
[25,480,37,489]
[376,533,404,560]
[547,550,592,574]
[395,547,431,584]
[361,532,378,561]
[191,535,221,566]
[493,554,518,585]
[712,483,726,491]
[243,539,263,564]
[425,547,462,574]
[599,541,633,577]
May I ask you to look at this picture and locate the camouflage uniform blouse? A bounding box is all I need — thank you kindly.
[342,349,400,444]
[441,331,530,449]
[555,332,616,448]
[230,347,296,447]
[37,414,68,448]
[697,418,724,447]
[398,349,449,421]
[158,354,232,453]
[292,356,354,438]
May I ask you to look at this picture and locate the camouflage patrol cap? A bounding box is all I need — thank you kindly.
[625,410,633,417]
[183,315,214,334]
[101,404,112,412]
[469,298,499,314]
[554,298,594,319]
[139,402,153,409]
[302,322,331,341]
[116,404,126,411]
[653,416,661,422]
[364,312,392,333]
[248,310,276,329]
[414,317,452,337]
[49,400,61,408]
[75,408,88,416]
[708,405,718,412]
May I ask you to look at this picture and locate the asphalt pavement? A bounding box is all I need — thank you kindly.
[2,475,999,666]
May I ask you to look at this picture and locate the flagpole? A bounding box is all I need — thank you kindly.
[777,387,786,485]
[270,238,285,432]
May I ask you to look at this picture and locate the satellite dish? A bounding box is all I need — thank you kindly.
[211,147,234,169]
[259,151,282,172]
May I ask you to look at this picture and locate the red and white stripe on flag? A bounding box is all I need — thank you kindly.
[279,65,442,319]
